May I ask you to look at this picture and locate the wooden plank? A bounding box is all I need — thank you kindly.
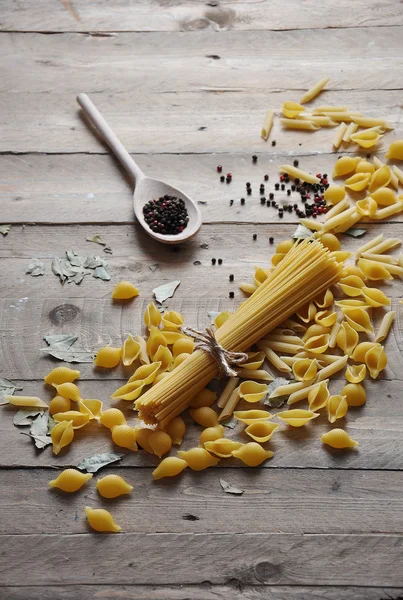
[2,586,402,600]
[1,153,403,223]
[1,532,403,586]
[1,0,401,32]
[1,89,401,154]
[1,29,402,95]
[1,378,403,469]
[1,467,403,535]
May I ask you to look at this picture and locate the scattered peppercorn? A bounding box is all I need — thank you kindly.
[271,140,276,146]
[229,274,234,281]
[291,185,296,192]
[287,189,291,196]
[226,177,231,184]
[264,174,269,181]
[252,155,258,163]
[261,197,266,205]
[269,237,274,244]
[293,159,299,167]
[247,188,252,195]
[218,258,223,265]
[229,291,234,299]
[143,195,189,235]
[240,197,245,205]
[278,211,284,218]
[211,258,216,265]
[275,183,280,190]
[246,182,251,188]
[217,165,222,173]
[253,233,257,240]
[295,178,300,184]
[269,192,274,200]
[281,184,285,191]
[220,175,225,182]
[229,199,234,206]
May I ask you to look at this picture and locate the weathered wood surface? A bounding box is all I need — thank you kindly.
[1,467,403,535]
[1,0,401,32]
[1,90,402,154]
[2,586,403,600]
[1,153,403,224]
[1,379,403,469]
[2,532,403,586]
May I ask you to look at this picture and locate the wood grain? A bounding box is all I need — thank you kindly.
[1,379,403,470]
[1,0,401,32]
[1,467,403,535]
[2,586,402,600]
[2,532,403,586]
[1,153,403,224]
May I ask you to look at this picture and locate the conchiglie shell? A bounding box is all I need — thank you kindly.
[240,351,265,370]
[323,186,346,206]
[204,438,243,458]
[152,457,188,480]
[350,131,381,149]
[94,346,122,368]
[365,344,387,379]
[344,173,371,191]
[327,395,348,423]
[85,506,121,533]
[356,197,378,217]
[302,324,330,341]
[49,469,92,492]
[245,421,279,443]
[335,299,369,309]
[308,381,330,411]
[276,409,319,427]
[370,187,397,206]
[293,358,318,382]
[111,425,138,451]
[154,345,173,372]
[345,364,367,384]
[161,310,184,331]
[160,330,186,345]
[351,342,378,363]
[122,335,141,366]
[254,266,271,287]
[148,430,172,457]
[361,287,390,307]
[355,160,375,174]
[100,408,127,429]
[214,310,232,329]
[53,411,90,429]
[189,407,219,427]
[128,362,161,386]
[321,429,359,449]
[330,251,353,263]
[49,395,71,415]
[296,301,317,323]
[189,388,217,409]
[79,399,103,421]
[342,308,374,335]
[271,253,286,267]
[147,327,168,360]
[136,427,154,454]
[282,101,305,118]
[238,381,268,403]
[178,448,220,471]
[173,352,191,369]
[144,302,162,329]
[319,233,341,252]
[199,425,225,446]
[111,380,144,402]
[96,475,133,499]
[51,421,74,455]
[339,275,365,297]
[304,333,330,354]
[385,139,403,160]
[341,265,366,280]
[231,442,274,466]
[315,310,337,327]
[313,288,334,308]
[172,337,195,357]
[332,156,360,178]
[44,367,80,386]
[112,281,139,300]
[369,165,391,192]
[336,321,359,355]
[5,395,48,408]
[52,383,82,402]
[276,239,294,254]
[342,383,366,407]
[233,410,272,425]
[164,416,186,446]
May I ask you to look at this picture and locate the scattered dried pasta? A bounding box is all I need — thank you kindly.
[164,416,186,445]
[148,430,172,457]
[178,448,219,471]
[245,421,279,443]
[5,395,48,408]
[112,281,139,300]
[51,421,74,455]
[276,409,319,427]
[321,429,359,449]
[44,367,80,386]
[49,469,92,492]
[152,457,188,480]
[327,395,348,423]
[85,506,121,533]
[96,475,133,499]
[232,442,274,467]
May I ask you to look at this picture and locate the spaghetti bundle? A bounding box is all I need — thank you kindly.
[136,240,342,428]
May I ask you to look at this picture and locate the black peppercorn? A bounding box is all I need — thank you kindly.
[229,274,234,281]
[226,177,231,184]
[269,237,274,244]
[240,197,245,205]
[211,258,216,265]
[247,188,252,195]
[246,182,251,188]
[278,211,284,218]
[261,197,266,205]
[252,155,258,163]
[253,233,257,240]
[271,140,276,146]
[264,174,269,181]
[220,175,225,182]
[291,185,296,191]
[266,200,271,206]
[218,258,223,265]
[275,183,280,190]
[229,291,234,299]
[287,189,291,196]
[281,184,285,191]
[229,199,234,206]
[293,159,299,167]
[295,178,300,184]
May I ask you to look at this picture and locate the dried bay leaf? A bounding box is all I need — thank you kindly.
[221,417,237,429]
[293,224,313,240]
[200,243,209,249]
[83,256,104,269]
[149,264,159,272]
[22,432,52,449]
[207,311,221,324]
[86,234,106,246]
[153,280,180,304]
[13,409,42,426]
[41,334,95,363]
[0,224,12,236]
[30,413,50,437]
[265,377,292,408]
[93,265,111,281]
[76,452,124,473]
[0,378,22,398]
[344,228,367,238]
[220,479,244,495]
[26,258,45,277]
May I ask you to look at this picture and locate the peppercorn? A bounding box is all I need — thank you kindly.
[240,198,245,205]
[291,185,296,191]
[247,188,252,195]
[226,177,231,183]
[278,211,284,218]
[227,173,232,178]
[264,174,269,181]
[211,258,216,265]
[229,199,234,206]
[281,184,285,191]
[143,194,189,235]
[229,274,234,281]
[293,203,298,209]
[253,234,257,240]
[271,140,276,146]
[269,237,274,244]
[261,197,266,205]
[280,175,284,182]
[323,174,328,179]
[229,291,234,299]
[218,258,223,265]
[275,183,280,191]
[269,193,274,200]
[272,200,276,207]
[266,200,271,206]
[220,175,225,182]
[287,189,291,196]
[217,165,222,173]
[246,182,251,188]
[252,155,258,163]
[293,159,299,167]
[295,178,300,184]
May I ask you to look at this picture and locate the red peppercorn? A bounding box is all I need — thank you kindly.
[316,173,322,178]
[321,178,328,185]
[280,175,284,182]
[226,173,232,178]
[217,165,223,173]
[323,207,328,213]
[318,207,323,214]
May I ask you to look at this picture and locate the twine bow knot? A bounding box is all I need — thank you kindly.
[182,326,248,378]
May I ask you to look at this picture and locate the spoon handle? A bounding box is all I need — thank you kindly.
[77,93,144,184]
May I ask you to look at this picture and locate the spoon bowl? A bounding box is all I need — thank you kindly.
[77,93,202,244]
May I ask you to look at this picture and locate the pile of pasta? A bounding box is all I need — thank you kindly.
[261,77,403,154]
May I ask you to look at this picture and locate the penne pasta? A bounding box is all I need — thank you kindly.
[392,165,403,185]
[256,343,292,372]
[342,122,358,143]
[328,320,341,348]
[288,379,330,405]
[218,386,241,422]
[324,198,350,221]
[361,253,397,265]
[270,380,308,399]
[351,116,393,130]
[333,123,348,149]
[300,78,329,104]
[262,334,303,346]
[356,234,384,258]
[373,203,403,220]
[299,218,323,232]
[301,115,337,127]
[369,238,401,255]
[316,356,349,381]
[279,165,320,184]
[333,211,362,233]
[281,318,307,333]
[216,377,239,408]
[312,105,349,114]
[261,109,274,141]
[236,369,274,381]
[321,206,357,233]
[280,118,320,131]
[258,340,305,355]
[325,112,362,122]
[375,311,395,343]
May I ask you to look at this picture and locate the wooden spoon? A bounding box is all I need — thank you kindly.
[77,93,202,244]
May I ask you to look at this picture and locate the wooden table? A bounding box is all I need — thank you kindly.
[1,2,403,598]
